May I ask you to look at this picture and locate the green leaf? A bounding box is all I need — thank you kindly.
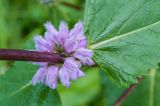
[0,62,61,106]
[84,0,160,85]
[122,68,160,106]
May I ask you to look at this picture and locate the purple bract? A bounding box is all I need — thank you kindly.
[32,21,94,89]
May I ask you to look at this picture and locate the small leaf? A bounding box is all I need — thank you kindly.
[84,0,160,85]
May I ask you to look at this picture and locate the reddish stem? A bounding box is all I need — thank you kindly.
[114,84,137,106]
[61,1,81,10]
[114,78,143,106]
[0,49,63,63]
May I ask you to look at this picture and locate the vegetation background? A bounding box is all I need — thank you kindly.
[0,0,159,106]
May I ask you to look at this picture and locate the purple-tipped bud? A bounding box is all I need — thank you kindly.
[74,48,93,59]
[32,67,47,85]
[59,66,70,88]
[46,66,59,89]
[34,36,52,52]
[70,21,84,37]
[58,21,69,45]
[44,22,58,44]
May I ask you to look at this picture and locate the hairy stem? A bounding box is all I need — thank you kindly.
[114,78,143,106]
[0,49,63,63]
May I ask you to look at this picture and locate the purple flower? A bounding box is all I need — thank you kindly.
[32,21,94,89]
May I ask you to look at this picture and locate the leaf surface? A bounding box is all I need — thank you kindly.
[0,40,61,106]
[0,62,61,106]
[84,0,160,85]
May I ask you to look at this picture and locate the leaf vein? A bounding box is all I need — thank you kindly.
[89,20,160,49]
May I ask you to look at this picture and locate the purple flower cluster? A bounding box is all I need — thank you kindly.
[32,21,94,89]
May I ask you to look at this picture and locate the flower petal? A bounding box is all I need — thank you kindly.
[44,21,58,35]
[34,35,52,52]
[64,38,78,53]
[64,57,78,69]
[77,36,87,48]
[44,21,58,44]
[32,67,47,85]
[77,69,85,77]
[63,57,84,80]
[76,61,82,68]
[74,48,94,66]
[70,21,84,37]
[81,58,95,66]
[45,66,59,89]
[58,21,69,46]
[59,66,70,88]
[74,48,93,59]
[68,69,78,80]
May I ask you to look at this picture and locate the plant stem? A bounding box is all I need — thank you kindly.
[61,1,81,10]
[114,78,143,106]
[0,49,63,63]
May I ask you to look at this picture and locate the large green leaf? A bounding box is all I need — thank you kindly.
[0,62,61,106]
[84,0,160,85]
[122,68,160,106]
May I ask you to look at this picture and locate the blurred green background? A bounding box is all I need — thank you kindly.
[0,0,159,106]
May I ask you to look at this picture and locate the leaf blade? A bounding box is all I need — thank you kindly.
[0,62,61,106]
[84,0,160,85]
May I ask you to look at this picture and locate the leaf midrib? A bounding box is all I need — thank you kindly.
[149,69,156,106]
[9,82,31,97]
[89,20,160,49]
[0,82,31,102]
